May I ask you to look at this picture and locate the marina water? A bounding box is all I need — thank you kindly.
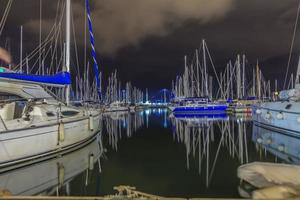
[0,108,295,198]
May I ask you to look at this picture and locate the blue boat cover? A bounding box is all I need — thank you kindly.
[174,113,228,119]
[0,71,71,85]
[173,104,228,113]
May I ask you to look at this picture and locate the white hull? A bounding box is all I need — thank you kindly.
[253,101,300,135]
[0,113,101,169]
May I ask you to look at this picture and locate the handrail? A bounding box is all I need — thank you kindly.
[0,115,8,131]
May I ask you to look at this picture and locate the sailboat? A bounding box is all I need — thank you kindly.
[0,0,101,169]
[169,40,228,114]
[252,56,300,135]
[252,7,300,135]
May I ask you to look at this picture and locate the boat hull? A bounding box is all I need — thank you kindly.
[171,104,228,113]
[0,113,101,170]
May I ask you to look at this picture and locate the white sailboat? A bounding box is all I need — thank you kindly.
[252,56,300,135]
[252,7,300,135]
[169,40,228,114]
[0,0,101,169]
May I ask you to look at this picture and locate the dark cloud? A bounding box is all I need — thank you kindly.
[0,0,300,91]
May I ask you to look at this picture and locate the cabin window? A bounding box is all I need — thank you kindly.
[0,92,22,101]
[61,110,79,117]
[285,104,292,109]
[14,101,26,119]
[22,87,52,99]
[46,111,56,117]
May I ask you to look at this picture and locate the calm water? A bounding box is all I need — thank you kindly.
[1,108,298,198]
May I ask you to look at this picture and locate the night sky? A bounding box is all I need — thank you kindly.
[1,0,300,92]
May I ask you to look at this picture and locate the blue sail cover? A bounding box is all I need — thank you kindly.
[0,71,71,85]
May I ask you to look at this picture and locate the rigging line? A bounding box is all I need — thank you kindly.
[0,0,11,33]
[204,42,225,97]
[0,0,12,32]
[283,2,300,89]
[49,1,65,71]
[13,25,57,69]
[0,1,9,28]
[35,40,57,74]
[49,0,63,70]
[13,33,55,70]
[13,16,62,71]
[13,1,65,71]
[71,4,81,78]
[0,0,13,37]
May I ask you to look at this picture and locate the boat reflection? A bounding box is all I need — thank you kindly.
[103,111,145,150]
[236,125,300,198]
[252,125,300,165]
[230,113,252,122]
[0,134,103,196]
[170,113,251,187]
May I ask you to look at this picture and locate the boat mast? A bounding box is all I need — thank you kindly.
[252,68,255,96]
[65,0,71,105]
[256,60,261,100]
[202,40,208,97]
[242,54,245,98]
[226,64,230,99]
[39,0,42,75]
[20,25,23,73]
[190,62,194,97]
[295,55,300,85]
[184,55,188,97]
[275,79,278,93]
[196,49,200,97]
[236,55,241,99]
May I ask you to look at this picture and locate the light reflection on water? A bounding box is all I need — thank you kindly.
[100,109,299,197]
[0,108,298,198]
[169,112,253,188]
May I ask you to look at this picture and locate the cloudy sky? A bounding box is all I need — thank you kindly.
[1,0,300,91]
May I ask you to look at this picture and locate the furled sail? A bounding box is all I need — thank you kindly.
[0,67,71,86]
[86,0,101,100]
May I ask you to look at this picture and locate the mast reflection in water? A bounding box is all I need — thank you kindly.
[99,109,278,198]
[0,109,298,198]
[103,110,145,151]
[170,112,252,188]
